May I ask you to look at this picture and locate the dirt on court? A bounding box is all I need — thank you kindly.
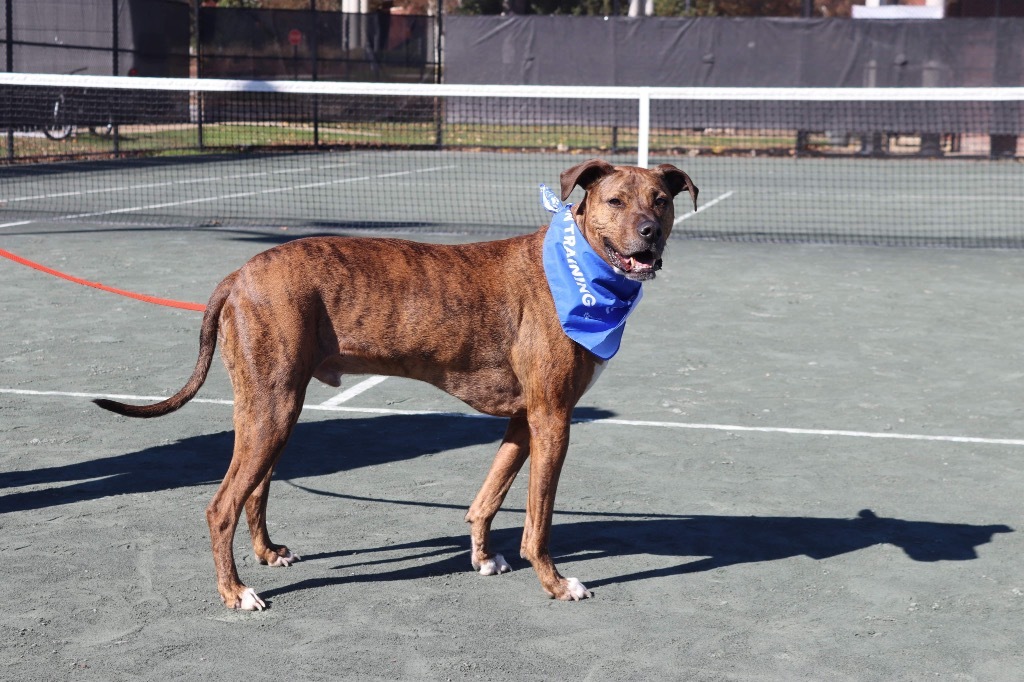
[2,223,1023,681]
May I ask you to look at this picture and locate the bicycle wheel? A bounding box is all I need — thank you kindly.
[43,94,75,140]
[90,122,114,137]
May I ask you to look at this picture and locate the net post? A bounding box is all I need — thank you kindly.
[637,87,650,168]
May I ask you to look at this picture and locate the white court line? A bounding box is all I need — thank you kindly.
[0,162,354,204]
[674,190,735,224]
[0,164,454,229]
[4,387,1024,447]
[320,375,389,407]
[0,388,235,407]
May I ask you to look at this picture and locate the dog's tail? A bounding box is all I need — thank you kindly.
[94,273,236,419]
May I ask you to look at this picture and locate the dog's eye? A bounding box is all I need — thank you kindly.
[654,196,668,207]
[608,197,624,207]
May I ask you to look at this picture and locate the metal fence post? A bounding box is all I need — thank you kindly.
[311,0,319,148]
[433,0,443,148]
[5,0,13,160]
[193,0,204,150]
[111,0,120,155]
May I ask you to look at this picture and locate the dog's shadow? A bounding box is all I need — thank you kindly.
[0,407,610,514]
[3,411,1012,600]
[262,508,1011,601]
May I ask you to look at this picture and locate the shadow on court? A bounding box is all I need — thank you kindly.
[0,407,609,514]
[257,508,1011,605]
[2,406,1013,606]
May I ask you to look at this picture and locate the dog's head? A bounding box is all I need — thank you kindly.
[561,159,698,282]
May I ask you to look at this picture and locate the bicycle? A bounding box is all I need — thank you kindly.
[42,68,115,141]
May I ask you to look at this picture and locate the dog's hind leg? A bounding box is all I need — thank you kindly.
[465,414,530,576]
[206,390,305,611]
[245,467,301,568]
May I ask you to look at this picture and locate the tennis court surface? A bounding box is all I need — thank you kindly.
[3,176,1024,678]
[4,73,1024,681]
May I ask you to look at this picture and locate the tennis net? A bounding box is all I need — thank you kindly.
[2,72,1023,247]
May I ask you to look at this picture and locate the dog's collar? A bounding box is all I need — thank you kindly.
[539,184,643,361]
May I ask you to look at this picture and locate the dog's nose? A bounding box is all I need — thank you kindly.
[637,221,662,243]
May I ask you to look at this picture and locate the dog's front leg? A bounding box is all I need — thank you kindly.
[466,415,530,575]
[521,409,592,601]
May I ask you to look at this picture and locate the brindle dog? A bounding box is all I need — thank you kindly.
[96,159,698,609]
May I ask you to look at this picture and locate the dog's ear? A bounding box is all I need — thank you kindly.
[560,159,616,201]
[655,164,699,213]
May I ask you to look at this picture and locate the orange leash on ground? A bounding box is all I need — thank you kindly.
[0,248,206,312]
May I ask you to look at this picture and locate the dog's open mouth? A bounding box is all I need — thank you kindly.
[605,242,661,280]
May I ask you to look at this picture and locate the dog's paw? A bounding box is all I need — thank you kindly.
[558,577,592,601]
[475,553,512,576]
[267,549,300,567]
[237,588,266,611]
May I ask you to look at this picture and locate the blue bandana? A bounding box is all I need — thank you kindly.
[540,184,643,361]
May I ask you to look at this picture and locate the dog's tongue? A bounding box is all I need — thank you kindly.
[610,248,655,274]
[622,254,653,273]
